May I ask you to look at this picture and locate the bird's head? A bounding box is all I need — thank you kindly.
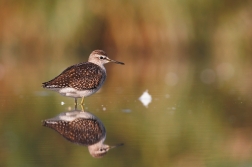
[89,50,125,66]
[88,143,124,158]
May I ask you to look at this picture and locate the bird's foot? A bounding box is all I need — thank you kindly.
[79,97,85,112]
[80,104,85,112]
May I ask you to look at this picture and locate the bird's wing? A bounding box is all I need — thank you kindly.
[67,119,104,145]
[42,62,105,90]
[44,119,104,145]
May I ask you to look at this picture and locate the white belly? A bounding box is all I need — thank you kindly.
[58,87,98,98]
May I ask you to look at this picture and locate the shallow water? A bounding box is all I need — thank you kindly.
[1,67,252,167]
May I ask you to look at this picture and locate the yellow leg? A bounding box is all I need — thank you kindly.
[80,104,84,112]
[80,97,85,112]
[80,97,85,105]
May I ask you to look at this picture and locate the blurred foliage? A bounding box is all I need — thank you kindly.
[0,0,252,167]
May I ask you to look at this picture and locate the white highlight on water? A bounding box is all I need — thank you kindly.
[139,90,152,108]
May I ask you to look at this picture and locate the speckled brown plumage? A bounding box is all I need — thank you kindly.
[42,118,105,145]
[42,62,106,90]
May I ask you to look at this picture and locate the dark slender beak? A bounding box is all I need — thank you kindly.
[111,60,125,65]
[107,58,125,65]
[109,143,124,149]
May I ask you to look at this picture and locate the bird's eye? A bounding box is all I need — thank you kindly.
[99,148,103,151]
[99,56,104,59]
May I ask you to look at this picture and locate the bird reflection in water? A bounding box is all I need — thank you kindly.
[42,110,123,158]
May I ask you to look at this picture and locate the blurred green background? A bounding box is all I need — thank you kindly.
[0,0,252,167]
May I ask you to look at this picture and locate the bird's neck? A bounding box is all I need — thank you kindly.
[88,142,102,154]
[88,136,106,151]
[89,60,106,71]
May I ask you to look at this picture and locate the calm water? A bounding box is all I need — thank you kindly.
[1,68,252,167]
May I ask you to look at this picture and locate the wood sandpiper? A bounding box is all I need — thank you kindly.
[42,110,123,158]
[42,50,124,106]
